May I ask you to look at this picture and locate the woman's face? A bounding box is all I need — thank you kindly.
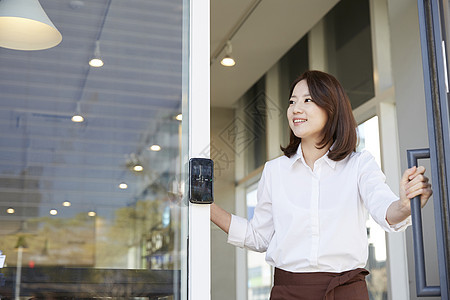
[287,80,328,144]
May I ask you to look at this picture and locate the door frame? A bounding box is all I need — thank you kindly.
[417,0,450,298]
[187,0,211,299]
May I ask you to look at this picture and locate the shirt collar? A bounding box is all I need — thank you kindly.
[289,143,337,169]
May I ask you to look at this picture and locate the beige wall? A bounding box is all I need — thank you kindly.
[210,107,237,300]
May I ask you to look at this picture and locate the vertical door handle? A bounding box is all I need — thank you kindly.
[407,148,441,297]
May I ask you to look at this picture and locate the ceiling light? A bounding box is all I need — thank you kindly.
[175,113,182,121]
[49,209,58,215]
[221,55,236,67]
[62,201,71,207]
[133,165,143,172]
[220,41,236,67]
[89,40,104,67]
[71,102,84,123]
[6,207,15,214]
[149,144,161,151]
[88,211,96,217]
[71,114,84,122]
[118,182,128,189]
[0,0,62,50]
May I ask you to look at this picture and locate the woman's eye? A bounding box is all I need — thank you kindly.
[289,100,295,105]
[305,98,313,103]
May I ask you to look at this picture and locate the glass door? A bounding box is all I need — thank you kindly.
[0,0,211,298]
[414,0,450,298]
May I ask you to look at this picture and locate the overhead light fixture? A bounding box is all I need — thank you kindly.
[62,201,71,207]
[118,182,128,189]
[88,211,96,217]
[89,40,104,67]
[149,144,161,151]
[71,102,84,123]
[221,41,236,67]
[49,209,58,215]
[6,207,15,214]
[175,113,182,121]
[133,164,143,172]
[0,0,62,50]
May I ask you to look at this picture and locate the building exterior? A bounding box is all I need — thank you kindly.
[0,0,449,299]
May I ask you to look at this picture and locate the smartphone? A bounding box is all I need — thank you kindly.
[189,158,214,204]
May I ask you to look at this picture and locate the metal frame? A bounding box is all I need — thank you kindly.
[417,0,450,298]
[187,0,211,299]
[407,149,441,296]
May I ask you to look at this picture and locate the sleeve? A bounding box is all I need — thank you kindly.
[358,151,411,232]
[227,162,275,252]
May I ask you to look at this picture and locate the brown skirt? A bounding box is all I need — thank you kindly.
[270,268,370,300]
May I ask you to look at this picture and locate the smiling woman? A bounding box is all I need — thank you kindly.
[211,70,432,300]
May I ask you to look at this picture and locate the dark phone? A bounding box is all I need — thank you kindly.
[189,158,214,204]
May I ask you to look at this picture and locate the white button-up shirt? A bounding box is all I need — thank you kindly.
[228,147,410,273]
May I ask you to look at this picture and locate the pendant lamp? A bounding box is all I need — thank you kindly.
[0,0,62,50]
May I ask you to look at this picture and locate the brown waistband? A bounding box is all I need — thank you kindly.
[274,268,369,300]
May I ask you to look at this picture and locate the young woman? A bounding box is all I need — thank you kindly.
[210,70,432,299]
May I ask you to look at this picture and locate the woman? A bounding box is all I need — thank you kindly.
[210,70,432,299]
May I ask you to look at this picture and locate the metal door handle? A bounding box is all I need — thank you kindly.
[407,148,441,297]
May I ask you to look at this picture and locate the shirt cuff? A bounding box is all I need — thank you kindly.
[388,215,411,232]
[227,214,248,248]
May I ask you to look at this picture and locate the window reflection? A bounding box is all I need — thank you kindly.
[0,0,187,298]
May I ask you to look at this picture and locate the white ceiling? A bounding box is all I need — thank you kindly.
[210,0,339,108]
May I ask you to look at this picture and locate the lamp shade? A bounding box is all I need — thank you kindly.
[0,0,62,50]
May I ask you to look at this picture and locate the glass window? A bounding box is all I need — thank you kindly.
[325,0,375,108]
[279,36,309,147]
[237,76,267,175]
[0,0,188,298]
[246,187,272,300]
[357,116,388,300]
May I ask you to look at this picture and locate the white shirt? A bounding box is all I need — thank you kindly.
[227,147,411,273]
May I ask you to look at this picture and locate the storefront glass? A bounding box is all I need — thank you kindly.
[0,0,188,298]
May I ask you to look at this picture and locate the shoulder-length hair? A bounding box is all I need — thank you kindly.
[280,70,357,161]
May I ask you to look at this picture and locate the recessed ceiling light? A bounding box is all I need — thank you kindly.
[50,209,58,215]
[175,114,182,121]
[119,182,128,189]
[88,211,96,217]
[63,201,71,207]
[6,207,15,214]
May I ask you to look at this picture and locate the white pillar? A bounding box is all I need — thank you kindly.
[308,19,328,72]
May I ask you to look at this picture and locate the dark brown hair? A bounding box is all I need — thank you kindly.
[280,70,357,161]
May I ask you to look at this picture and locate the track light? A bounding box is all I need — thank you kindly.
[71,102,84,123]
[89,40,104,67]
[221,41,236,67]
[133,164,143,172]
[149,144,161,151]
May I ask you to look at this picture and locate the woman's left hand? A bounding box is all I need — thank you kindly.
[399,166,433,210]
